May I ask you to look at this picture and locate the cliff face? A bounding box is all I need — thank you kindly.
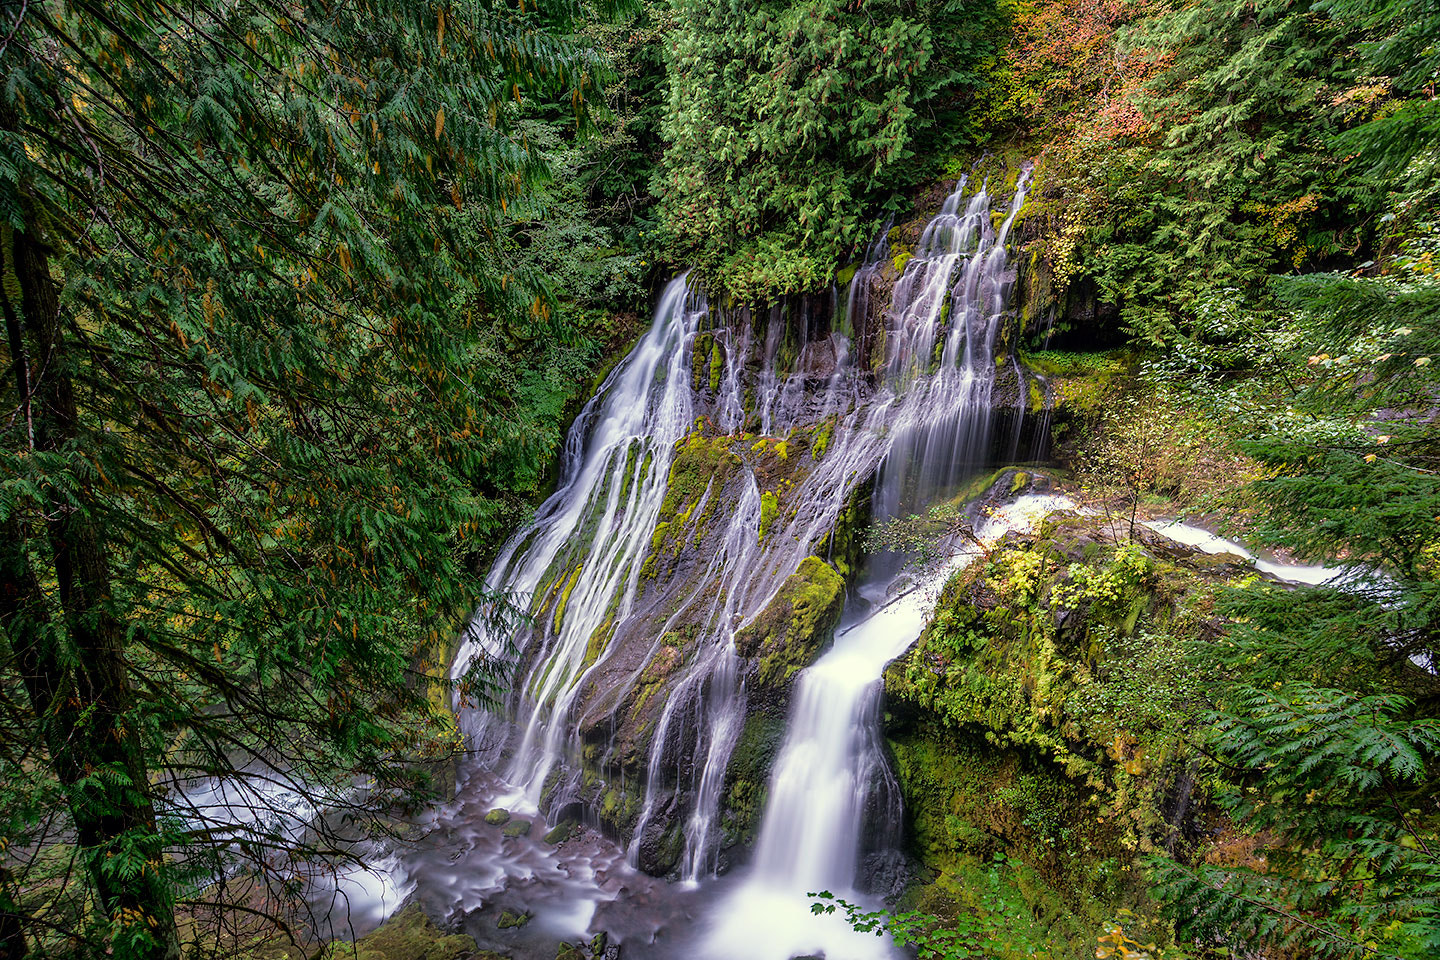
[464,162,1121,879]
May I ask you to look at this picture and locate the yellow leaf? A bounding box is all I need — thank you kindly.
[435,106,445,139]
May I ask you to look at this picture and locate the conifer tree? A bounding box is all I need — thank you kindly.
[0,1,605,957]
[1145,1,1440,941]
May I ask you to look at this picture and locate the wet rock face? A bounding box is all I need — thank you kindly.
[636,811,685,880]
[733,556,846,692]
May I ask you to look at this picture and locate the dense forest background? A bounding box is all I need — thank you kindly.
[1,0,1438,958]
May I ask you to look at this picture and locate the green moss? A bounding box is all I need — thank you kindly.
[580,618,614,672]
[709,341,724,392]
[773,440,789,461]
[323,905,502,960]
[618,439,642,505]
[883,514,1231,921]
[1027,377,1047,413]
[870,324,888,373]
[812,418,834,460]
[721,712,786,846]
[543,820,576,844]
[551,563,583,635]
[496,911,530,930]
[757,490,779,541]
[1022,351,1127,378]
[735,556,845,687]
[484,808,510,826]
[502,819,532,838]
[691,333,714,389]
[656,433,742,530]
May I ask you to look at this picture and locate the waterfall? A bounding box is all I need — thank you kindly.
[450,167,1036,904]
[450,276,706,811]
[874,168,1033,521]
[700,170,1038,960]
[700,495,1071,960]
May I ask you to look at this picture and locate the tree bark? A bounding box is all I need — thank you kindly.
[4,214,181,960]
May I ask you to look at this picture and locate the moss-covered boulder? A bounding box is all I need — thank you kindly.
[884,513,1243,944]
[495,910,529,930]
[325,905,508,960]
[734,556,845,690]
[543,819,577,844]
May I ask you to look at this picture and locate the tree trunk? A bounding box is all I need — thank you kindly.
[4,216,181,960]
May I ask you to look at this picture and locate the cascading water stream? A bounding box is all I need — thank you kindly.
[874,168,1032,521]
[449,169,1035,919]
[701,171,1037,959]
[451,276,706,811]
[699,496,1070,960]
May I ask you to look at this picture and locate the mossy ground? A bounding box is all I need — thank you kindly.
[323,905,507,960]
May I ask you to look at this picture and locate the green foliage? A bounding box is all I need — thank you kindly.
[812,856,1054,959]
[1136,78,1440,953]
[656,0,1006,300]
[1152,685,1440,958]
[0,0,609,955]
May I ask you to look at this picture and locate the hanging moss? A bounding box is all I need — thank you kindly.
[691,332,714,389]
[551,563,584,635]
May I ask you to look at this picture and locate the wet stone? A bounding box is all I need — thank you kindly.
[543,819,576,844]
[484,808,511,826]
[496,910,530,930]
[502,819,532,838]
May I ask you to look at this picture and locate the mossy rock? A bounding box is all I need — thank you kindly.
[484,808,511,826]
[556,944,586,960]
[502,819,532,838]
[544,820,577,844]
[325,905,505,960]
[720,711,787,846]
[641,430,744,581]
[496,911,530,930]
[734,556,845,688]
[883,512,1241,921]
